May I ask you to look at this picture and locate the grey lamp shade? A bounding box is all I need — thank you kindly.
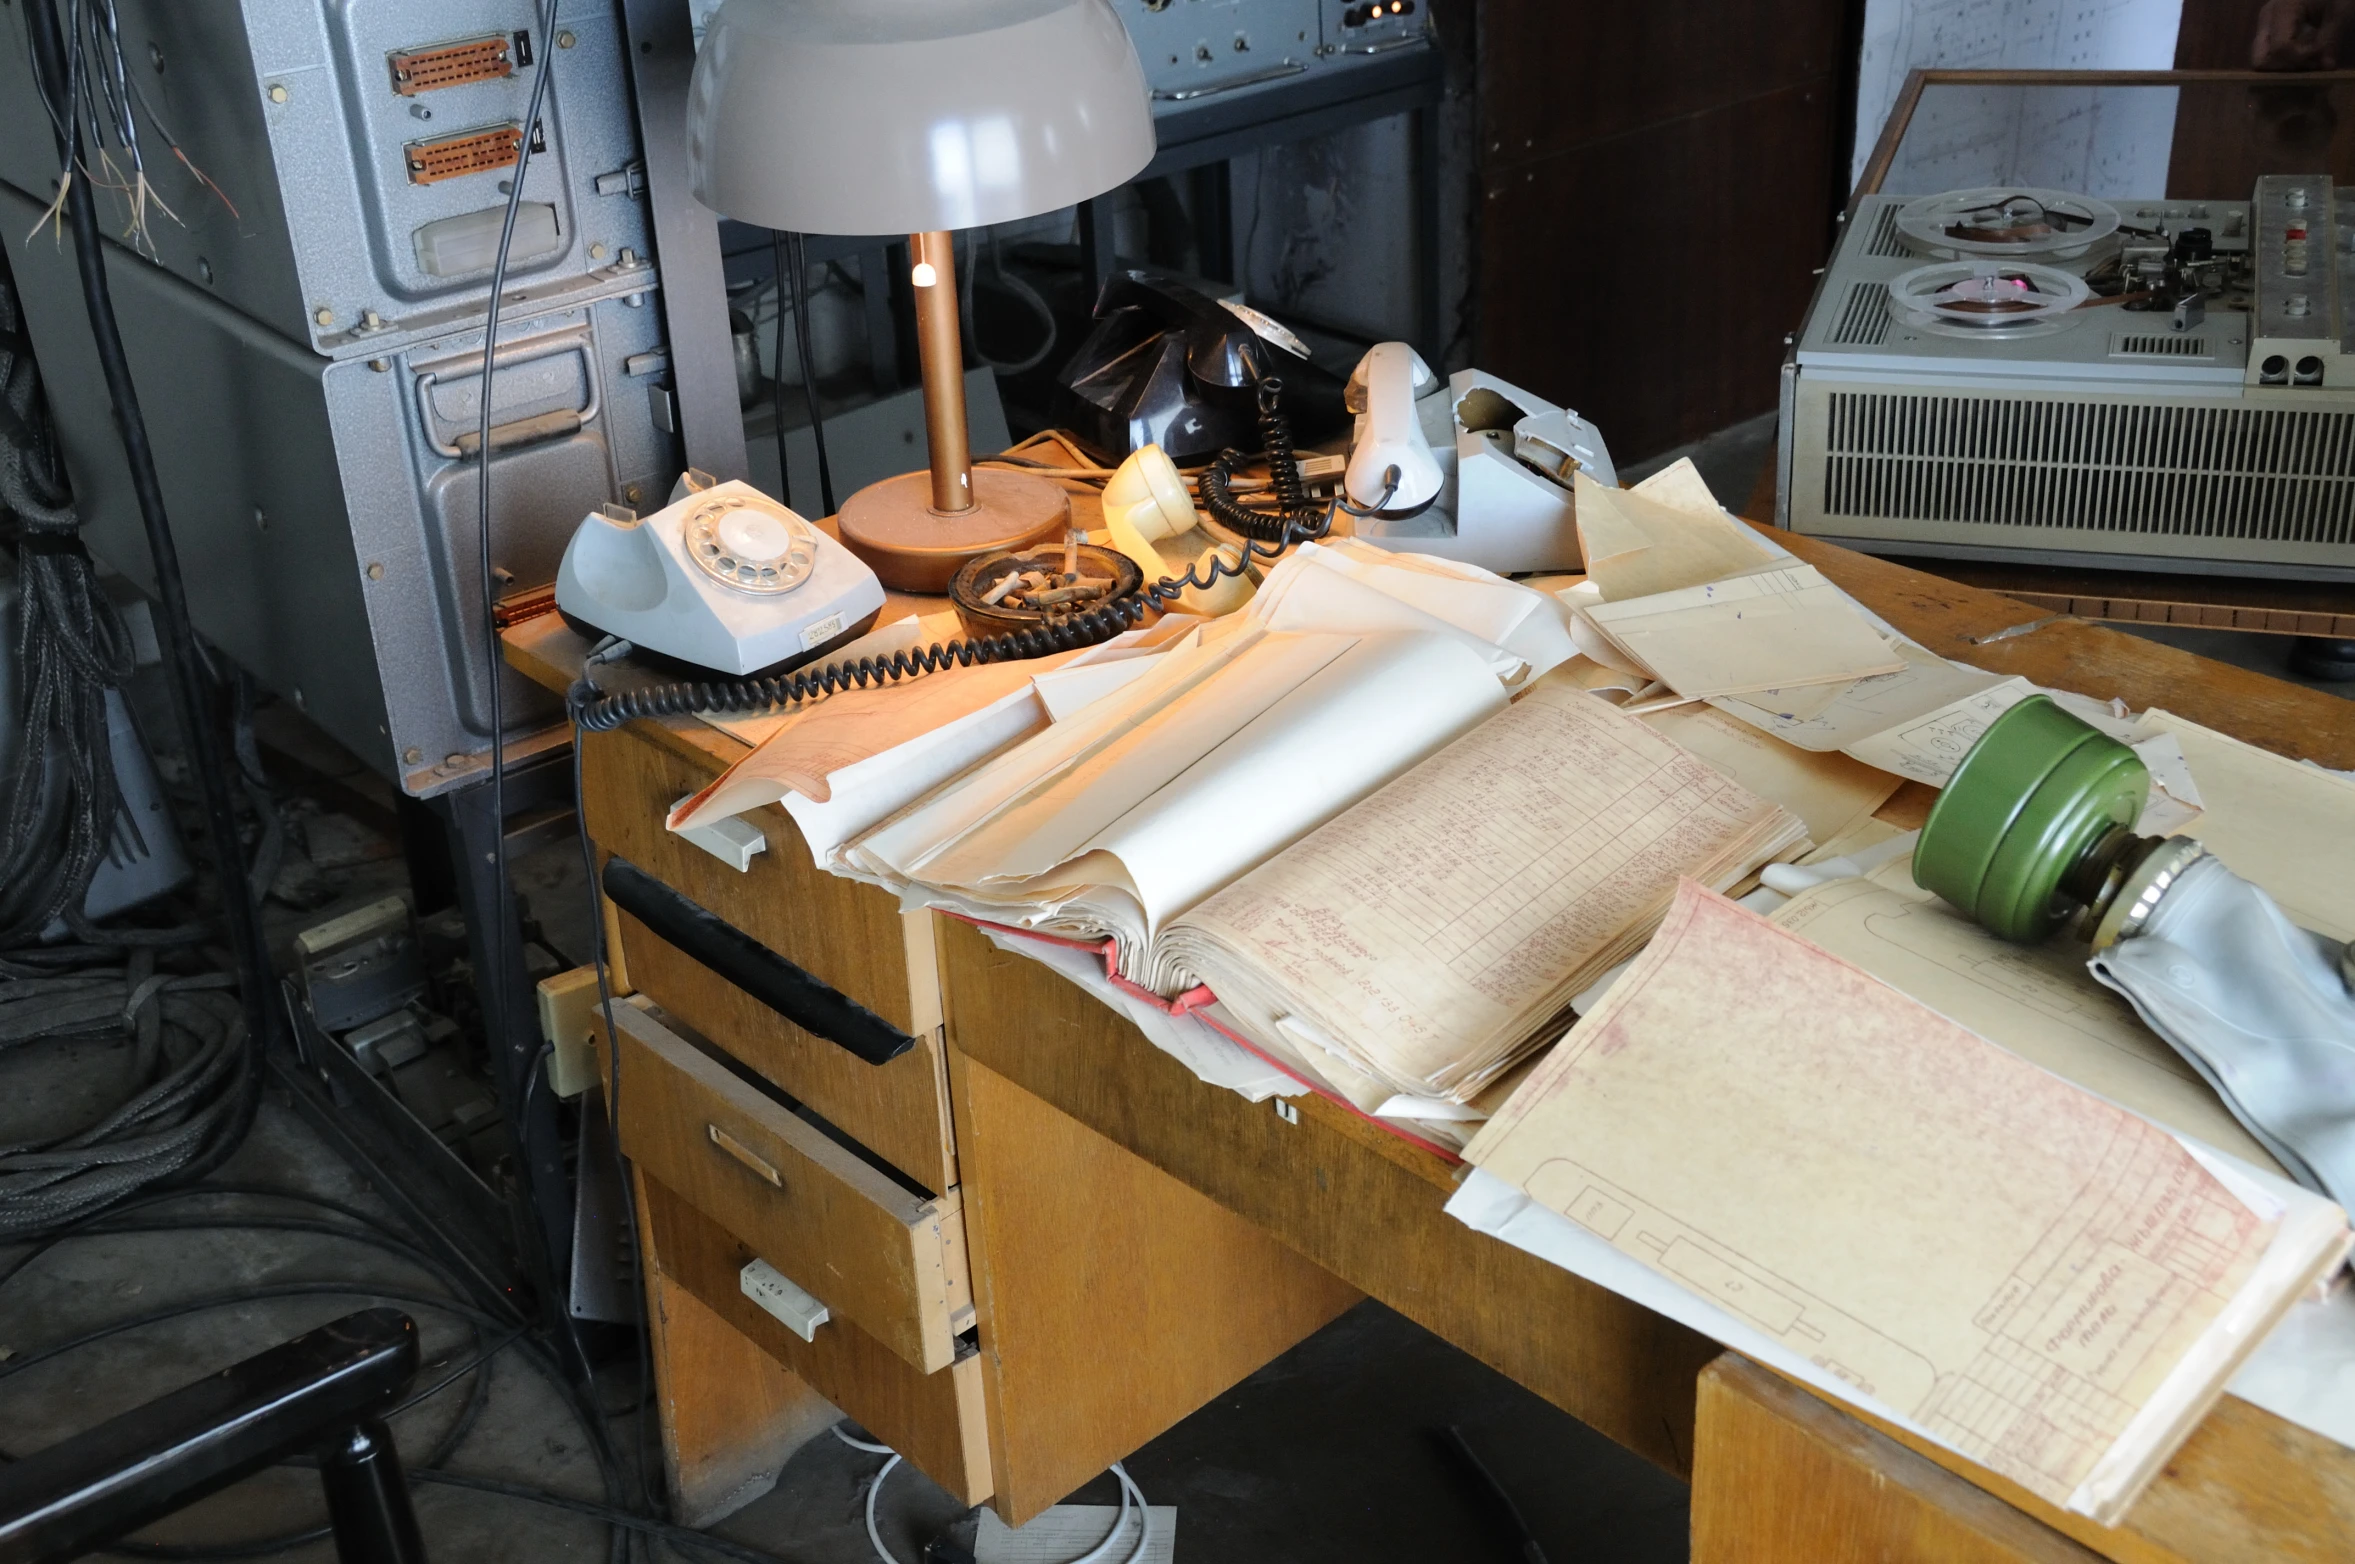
[688,0,1157,235]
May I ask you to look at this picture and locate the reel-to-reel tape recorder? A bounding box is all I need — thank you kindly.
[1778,176,2355,578]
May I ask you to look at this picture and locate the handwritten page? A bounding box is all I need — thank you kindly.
[1161,677,1807,1101]
[1467,881,2284,1515]
[904,631,1506,944]
[1640,704,1900,848]
[1580,565,1906,699]
[1769,873,2286,1174]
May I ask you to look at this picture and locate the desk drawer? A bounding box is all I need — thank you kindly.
[582,727,956,1194]
[609,998,974,1374]
[640,1173,991,1506]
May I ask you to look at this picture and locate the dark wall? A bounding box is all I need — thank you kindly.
[1469,1,1854,462]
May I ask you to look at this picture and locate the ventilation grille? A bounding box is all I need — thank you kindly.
[1830,283,1892,346]
[2113,333,2213,358]
[1862,204,1909,258]
[1821,392,2355,545]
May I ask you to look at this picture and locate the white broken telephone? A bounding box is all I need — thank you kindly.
[554,471,885,675]
[1341,342,1616,574]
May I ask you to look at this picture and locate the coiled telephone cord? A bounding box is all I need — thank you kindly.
[570,383,1397,734]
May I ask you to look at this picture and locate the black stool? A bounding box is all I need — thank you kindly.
[0,1308,427,1564]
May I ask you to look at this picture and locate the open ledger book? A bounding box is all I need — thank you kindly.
[842,628,1807,1105]
[1463,881,2352,1523]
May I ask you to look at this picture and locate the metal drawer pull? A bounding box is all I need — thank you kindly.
[601,856,917,1066]
[707,1123,782,1187]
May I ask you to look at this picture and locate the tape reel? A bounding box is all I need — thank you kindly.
[1887,261,2092,338]
[1896,187,2121,261]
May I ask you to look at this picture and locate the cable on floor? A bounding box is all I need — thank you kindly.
[832,1426,1154,1564]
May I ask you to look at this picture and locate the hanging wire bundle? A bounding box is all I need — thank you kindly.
[0,246,140,942]
[3,0,272,1246]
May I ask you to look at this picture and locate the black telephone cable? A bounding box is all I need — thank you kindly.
[1198,378,1318,541]
[569,471,1398,733]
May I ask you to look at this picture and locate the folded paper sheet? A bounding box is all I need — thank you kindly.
[1578,565,1905,699]
[1464,882,2350,1521]
[1572,468,1784,600]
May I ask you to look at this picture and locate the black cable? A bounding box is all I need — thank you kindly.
[19,1,274,1220]
[786,232,835,515]
[766,231,795,511]
[567,379,1395,736]
[570,724,660,1521]
[1199,379,1317,541]
[0,969,251,1238]
[459,22,623,1519]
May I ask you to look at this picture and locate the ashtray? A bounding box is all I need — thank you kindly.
[948,542,1142,639]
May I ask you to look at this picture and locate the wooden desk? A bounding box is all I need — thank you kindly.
[509,527,2355,1557]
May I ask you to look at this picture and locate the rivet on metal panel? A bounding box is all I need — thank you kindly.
[404,748,424,765]
[266,83,288,103]
[366,563,385,581]
[557,30,577,49]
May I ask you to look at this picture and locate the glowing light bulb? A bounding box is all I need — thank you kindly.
[911,261,939,287]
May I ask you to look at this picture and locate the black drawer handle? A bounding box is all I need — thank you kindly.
[601,857,916,1067]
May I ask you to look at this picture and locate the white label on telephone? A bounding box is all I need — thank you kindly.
[799,613,845,650]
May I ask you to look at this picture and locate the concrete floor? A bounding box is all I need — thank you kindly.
[0,1078,1689,1564]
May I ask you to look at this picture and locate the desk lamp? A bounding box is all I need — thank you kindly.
[688,0,1156,590]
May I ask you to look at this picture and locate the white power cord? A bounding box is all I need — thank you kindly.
[832,1425,1153,1564]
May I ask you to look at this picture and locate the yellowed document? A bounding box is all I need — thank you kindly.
[1467,882,2286,1515]
[1640,704,1900,847]
[1160,677,1807,1101]
[2131,710,2355,941]
[1768,874,2285,1174]
[1572,470,1782,600]
[1579,565,1906,699]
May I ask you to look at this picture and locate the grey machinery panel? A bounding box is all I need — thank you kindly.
[0,0,656,361]
[1122,0,1431,108]
[1,181,677,793]
[0,0,688,795]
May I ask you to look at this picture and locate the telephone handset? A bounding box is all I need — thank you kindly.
[553,472,886,676]
[570,381,1355,734]
[1054,271,1350,462]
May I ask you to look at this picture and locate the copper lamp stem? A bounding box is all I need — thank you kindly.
[909,231,973,515]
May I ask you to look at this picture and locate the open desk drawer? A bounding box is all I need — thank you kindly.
[639,1174,992,1506]
[608,998,974,1375]
[581,727,956,1196]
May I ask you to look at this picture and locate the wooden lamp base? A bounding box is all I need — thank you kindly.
[836,468,1072,593]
